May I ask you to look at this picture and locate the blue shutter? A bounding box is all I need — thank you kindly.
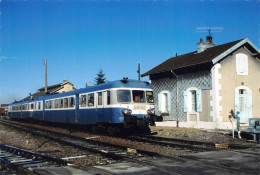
[183,91,187,112]
[234,88,239,114]
[248,89,252,118]
[167,93,171,112]
[158,93,161,112]
[196,89,202,112]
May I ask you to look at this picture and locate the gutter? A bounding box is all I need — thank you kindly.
[170,70,179,128]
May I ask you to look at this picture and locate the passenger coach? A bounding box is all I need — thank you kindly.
[8,79,161,132]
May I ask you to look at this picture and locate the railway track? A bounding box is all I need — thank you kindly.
[0,119,258,175]
[0,143,67,175]
[127,134,255,150]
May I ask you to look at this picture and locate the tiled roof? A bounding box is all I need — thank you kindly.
[142,39,244,76]
[21,81,75,101]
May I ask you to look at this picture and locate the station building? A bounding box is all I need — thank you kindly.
[142,36,260,130]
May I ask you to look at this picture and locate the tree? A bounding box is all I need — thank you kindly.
[94,69,107,85]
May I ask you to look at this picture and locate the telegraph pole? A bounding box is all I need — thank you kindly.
[137,63,141,81]
[45,58,47,94]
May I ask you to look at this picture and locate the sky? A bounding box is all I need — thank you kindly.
[0,0,259,104]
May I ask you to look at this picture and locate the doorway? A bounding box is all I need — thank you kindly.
[235,87,252,124]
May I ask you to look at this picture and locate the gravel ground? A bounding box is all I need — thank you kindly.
[0,119,259,168]
[0,123,114,166]
[150,126,260,147]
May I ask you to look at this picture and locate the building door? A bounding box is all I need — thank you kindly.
[238,89,247,123]
[235,87,252,124]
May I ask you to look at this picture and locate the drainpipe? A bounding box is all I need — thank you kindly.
[171,70,179,128]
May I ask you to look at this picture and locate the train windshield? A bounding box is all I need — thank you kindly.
[146,91,154,103]
[133,90,145,103]
[117,90,131,103]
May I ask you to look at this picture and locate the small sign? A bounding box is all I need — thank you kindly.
[215,144,229,149]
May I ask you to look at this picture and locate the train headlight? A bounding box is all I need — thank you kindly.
[122,109,132,115]
[123,109,128,114]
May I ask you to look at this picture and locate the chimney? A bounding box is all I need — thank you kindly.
[63,79,67,83]
[206,36,213,43]
[197,36,215,53]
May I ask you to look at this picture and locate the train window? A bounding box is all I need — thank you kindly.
[38,102,41,110]
[69,97,75,108]
[31,103,34,110]
[64,98,68,108]
[132,90,145,103]
[55,99,59,109]
[59,99,63,108]
[45,101,49,109]
[146,91,154,103]
[107,91,110,105]
[117,90,131,103]
[51,100,55,109]
[81,95,87,107]
[88,93,94,106]
[98,92,102,105]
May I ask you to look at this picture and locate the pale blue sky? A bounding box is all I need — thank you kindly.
[0,0,259,104]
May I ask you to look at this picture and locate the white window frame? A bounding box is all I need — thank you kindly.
[44,95,75,111]
[236,53,248,75]
[184,87,202,113]
[158,90,171,113]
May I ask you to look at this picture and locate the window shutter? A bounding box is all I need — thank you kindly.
[183,91,187,112]
[158,93,162,112]
[167,93,171,112]
[239,56,244,73]
[234,88,239,114]
[196,89,202,112]
[248,89,252,118]
[236,54,248,75]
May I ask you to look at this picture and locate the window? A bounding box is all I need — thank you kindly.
[236,53,248,75]
[183,88,201,113]
[133,90,145,103]
[50,100,54,109]
[146,91,154,103]
[45,101,49,109]
[81,95,87,107]
[59,99,63,108]
[22,104,28,110]
[117,90,131,103]
[55,99,59,109]
[158,91,171,113]
[191,91,197,112]
[64,98,68,108]
[107,91,111,105]
[30,103,34,110]
[98,92,102,105]
[69,97,75,108]
[38,102,41,110]
[88,93,94,106]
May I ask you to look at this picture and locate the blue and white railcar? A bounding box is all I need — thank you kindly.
[8,79,159,130]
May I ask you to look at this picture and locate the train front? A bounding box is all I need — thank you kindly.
[113,80,162,131]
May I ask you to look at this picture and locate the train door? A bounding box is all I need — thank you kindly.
[75,94,79,124]
[96,91,105,123]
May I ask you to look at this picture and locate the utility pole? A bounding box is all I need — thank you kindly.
[137,62,141,81]
[45,58,47,94]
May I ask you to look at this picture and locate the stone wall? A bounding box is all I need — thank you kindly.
[152,70,212,122]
